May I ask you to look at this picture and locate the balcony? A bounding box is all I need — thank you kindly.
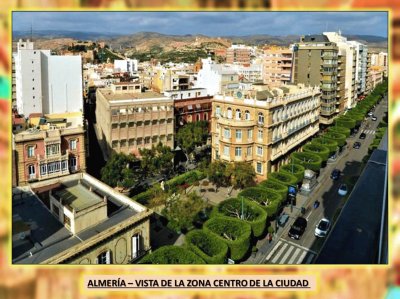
[321,86,336,92]
[217,116,254,128]
[322,93,336,100]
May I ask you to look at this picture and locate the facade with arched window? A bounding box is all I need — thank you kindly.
[211,84,321,180]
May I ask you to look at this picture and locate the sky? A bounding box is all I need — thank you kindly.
[12,11,388,38]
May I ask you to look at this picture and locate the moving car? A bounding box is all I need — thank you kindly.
[353,141,361,149]
[288,216,307,240]
[330,169,341,180]
[315,218,331,238]
[338,184,348,196]
[372,116,377,121]
[359,132,366,139]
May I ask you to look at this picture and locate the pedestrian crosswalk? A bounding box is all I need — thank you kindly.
[265,239,316,264]
[362,129,375,135]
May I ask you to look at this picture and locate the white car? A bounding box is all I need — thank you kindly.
[315,218,331,238]
[338,184,348,196]
[368,111,374,117]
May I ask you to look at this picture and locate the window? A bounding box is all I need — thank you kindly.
[258,112,264,124]
[28,165,35,178]
[245,110,250,120]
[258,129,263,141]
[27,146,35,158]
[52,205,59,218]
[46,144,60,156]
[196,114,200,121]
[40,164,47,175]
[236,129,242,140]
[247,129,253,140]
[64,214,71,228]
[145,137,150,144]
[61,160,68,171]
[256,162,263,174]
[223,146,229,156]
[69,139,77,150]
[112,141,118,148]
[247,146,252,157]
[97,250,111,264]
[204,113,208,121]
[257,146,263,156]
[235,147,242,157]
[48,161,61,174]
[69,156,77,171]
[224,128,231,139]
[227,107,232,119]
[235,109,241,120]
[216,106,221,116]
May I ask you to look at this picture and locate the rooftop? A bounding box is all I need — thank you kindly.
[53,183,104,212]
[98,88,170,102]
[12,173,149,264]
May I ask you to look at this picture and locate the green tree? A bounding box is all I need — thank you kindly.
[207,161,230,191]
[139,143,174,178]
[176,121,209,162]
[227,162,256,189]
[100,153,138,188]
[162,192,207,233]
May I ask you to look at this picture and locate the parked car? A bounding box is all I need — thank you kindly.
[338,184,348,196]
[288,217,307,240]
[359,132,366,139]
[368,111,374,117]
[330,169,341,180]
[353,142,361,149]
[372,116,378,121]
[315,218,331,238]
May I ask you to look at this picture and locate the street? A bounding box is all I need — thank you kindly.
[262,95,388,264]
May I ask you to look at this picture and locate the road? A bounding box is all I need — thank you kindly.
[264,95,388,264]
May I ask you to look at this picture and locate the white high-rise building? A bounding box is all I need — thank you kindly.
[13,39,83,117]
[324,31,358,109]
[114,59,138,75]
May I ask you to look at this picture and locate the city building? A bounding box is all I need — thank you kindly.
[95,82,174,159]
[232,63,263,82]
[293,35,339,125]
[164,88,212,129]
[226,44,252,65]
[371,51,388,76]
[13,112,86,186]
[262,46,293,87]
[336,50,347,113]
[12,172,152,264]
[195,57,240,96]
[114,59,139,76]
[211,84,321,180]
[324,31,358,109]
[12,40,83,117]
[348,40,368,97]
[152,67,191,93]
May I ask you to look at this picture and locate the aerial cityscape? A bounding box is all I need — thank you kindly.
[11,11,388,265]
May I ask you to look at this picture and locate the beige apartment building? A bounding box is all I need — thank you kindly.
[95,82,174,159]
[226,45,252,65]
[336,50,347,113]
[293,35,339,126]
[211,84,321,180]
[263,46,293,87]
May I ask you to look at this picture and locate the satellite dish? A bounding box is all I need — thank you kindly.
[236,91,243,99]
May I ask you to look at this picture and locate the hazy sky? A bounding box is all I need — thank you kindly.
[12,11,388,37]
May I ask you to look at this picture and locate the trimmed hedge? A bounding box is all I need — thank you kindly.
[258,180,288,201]
[335,118,356,129]
[290,151,322,172]
[132,185,161,205]
[311,137,338,155]
[166,170,206,190]
[280,163,305,183]
[238,187,282,216]
[140,245,205,264]
[328,126,351,138]
[185,230,228,264]
[204,216,252,261]
[323,131,347,147]
[269,171,298,187]
[303,143,330,161]
[212,198,267,238]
